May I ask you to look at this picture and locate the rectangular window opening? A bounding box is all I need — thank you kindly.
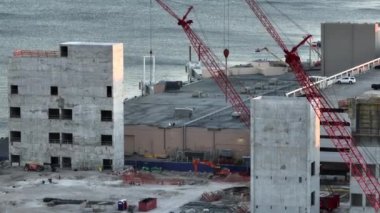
[60,46,68,57]
[62,157,72,169]
[10,131,21,142]
[61,109,72,120]
[103,159,113,170]
[311,191,315,206]
[101,135,113,146]
[101,110,112,122]
[311,161,315,176]
[11,155,20,165]
[62,133,73,144]
[10,107,21,118]
[50,86,58,96]
[10,85,18,94]
[48,108,60,119]
[107,86,112,97]
[49,132,60,144]
[351,193,363,207]
[51,156,60,168]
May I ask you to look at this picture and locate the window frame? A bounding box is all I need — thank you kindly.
[10,85,18,94]
[10,107,21,118]
[50,86,58,96]
[61,109,72,120]
[101,134,113,146]
[101,110,113,122]
[61,133,73,144]
[48,108,60,119]
[10,131,21,142]
[49,132,61,144]
[107,86,112,98]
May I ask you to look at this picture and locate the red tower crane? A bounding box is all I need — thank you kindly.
[155,0,250,127]
[245,0,380,210]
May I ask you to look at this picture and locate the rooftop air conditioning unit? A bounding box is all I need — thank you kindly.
[192,91,203,98]
[174,107,193,119]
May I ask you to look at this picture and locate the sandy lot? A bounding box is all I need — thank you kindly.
[0,167,247,213]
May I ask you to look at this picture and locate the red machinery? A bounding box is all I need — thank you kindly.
[192,159,231,177]
[320,193,340,212]
[244,0,380,210]
[138,198,157,212]
[24,162,44,172]
[155,0,250,127]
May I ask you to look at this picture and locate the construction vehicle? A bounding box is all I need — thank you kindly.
[192,159,231,177]
[24,162,44,172]
[154,0,250,127]
[255,47,287,65]
[244,0,380,210]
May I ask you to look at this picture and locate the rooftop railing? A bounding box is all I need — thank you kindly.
[286,57,380,97]
[13,49,60,58]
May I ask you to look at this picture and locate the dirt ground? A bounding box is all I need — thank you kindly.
[0,166,248,213]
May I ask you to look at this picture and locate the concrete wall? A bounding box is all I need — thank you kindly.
[124,125,249,159]
[250,97,320,213]
[203,61,287,78]
[347,96,380,212]
[8,42,124,170]
[322,23,380,76]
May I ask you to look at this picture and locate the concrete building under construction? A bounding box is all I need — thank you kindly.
[250,97,320,213]
[321,22,380,76]
[345,92,380,213]
[8,42,124,170]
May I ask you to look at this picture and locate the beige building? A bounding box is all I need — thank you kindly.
[321,23,380,76]
[124,75,300,162]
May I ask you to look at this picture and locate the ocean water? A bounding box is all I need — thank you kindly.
[0,0,379,137]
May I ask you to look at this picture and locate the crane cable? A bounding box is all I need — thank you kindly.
[223,0,230,103]
[149,0,153,86]
[149,0,153,55]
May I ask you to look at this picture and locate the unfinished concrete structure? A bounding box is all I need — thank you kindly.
[8,42,124,170]
[345,92,380,213]
[250,97,320,213]
[321,22,380,76]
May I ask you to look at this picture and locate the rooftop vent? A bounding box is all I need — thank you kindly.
[240,86,251,94]
[165,81,183,91]
[192,91,207,98]
[174,107,193,119]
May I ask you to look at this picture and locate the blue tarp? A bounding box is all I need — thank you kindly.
[125,160,249,173]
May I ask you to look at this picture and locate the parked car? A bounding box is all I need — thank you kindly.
[336,77,356,84]
[372,84,380,90]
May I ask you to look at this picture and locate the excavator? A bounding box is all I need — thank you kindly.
[192,159,231,177]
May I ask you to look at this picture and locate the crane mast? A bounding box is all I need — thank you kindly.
[155,0,250,127]
[245,0,380,210]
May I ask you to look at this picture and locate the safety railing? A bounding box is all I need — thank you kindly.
[286,57,380,97]
[13,49,60,58]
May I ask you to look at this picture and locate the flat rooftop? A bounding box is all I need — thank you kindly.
[124,73,300,129]
[322,68,380,105]
[125,67,380,129]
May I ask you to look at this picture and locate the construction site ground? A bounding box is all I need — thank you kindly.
[0,166,249,213]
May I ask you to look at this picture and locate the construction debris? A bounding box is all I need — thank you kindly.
[200,191,222,202]
[181,187,250,213]
[43,198,114,207]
